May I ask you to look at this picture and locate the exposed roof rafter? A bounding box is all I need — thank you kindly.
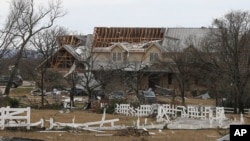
[92,27,166,47]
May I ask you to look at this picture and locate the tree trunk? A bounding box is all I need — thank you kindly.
[233,88,238,114]
[86,90,92,109]
[181,81,185,105]
[41,72,44,107]
[238,90,244,114]
[215,90,218,106]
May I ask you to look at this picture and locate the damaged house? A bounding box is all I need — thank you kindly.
[44,34,92,73]
[36,34,93,91]
[90,27,173,94]
[91,27,211,96]
[42,27,212,98]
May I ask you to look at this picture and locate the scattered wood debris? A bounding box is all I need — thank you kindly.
[115,127,149,136]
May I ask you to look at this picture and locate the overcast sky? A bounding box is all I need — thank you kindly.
[1,0,250,34]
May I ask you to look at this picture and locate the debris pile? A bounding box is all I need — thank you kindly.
[115,127,149,136]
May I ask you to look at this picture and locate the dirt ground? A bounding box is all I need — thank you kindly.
[0,109,232,141]
[1,86,249,141]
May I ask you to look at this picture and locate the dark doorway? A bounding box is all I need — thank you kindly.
[148,73,160,90]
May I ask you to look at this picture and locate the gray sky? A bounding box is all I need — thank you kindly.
[1,0,250,34]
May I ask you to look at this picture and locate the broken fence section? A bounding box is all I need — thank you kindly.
[0,106,44,130]
[115,104,227,123]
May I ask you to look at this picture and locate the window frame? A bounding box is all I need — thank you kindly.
[112,52,122,62]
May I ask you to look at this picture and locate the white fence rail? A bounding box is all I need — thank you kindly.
[224,107,250,114]
[0,106,31,130]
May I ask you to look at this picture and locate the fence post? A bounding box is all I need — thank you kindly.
[27,107,31,130]
[0,107,4,130]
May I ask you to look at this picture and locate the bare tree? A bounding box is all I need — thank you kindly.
[201,10,250,113]
[165,36,201,105]
[122,60,148,96]
[2,0,65,95]
[187,42,226,106]
[0,9,17,59]
[0,30,15,59]
[61,44,98,108]
[31,26,67,106]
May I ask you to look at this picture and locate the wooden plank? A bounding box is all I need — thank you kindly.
[95,134,113,137]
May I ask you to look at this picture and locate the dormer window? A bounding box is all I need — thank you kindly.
[113,52,122,62]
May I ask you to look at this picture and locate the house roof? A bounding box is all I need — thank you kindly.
[37,45,89,69]
[63,45,82,61]
[92,27,166,47]
[91,61,126,71]
[91,60,173,73]
[91,61,149,71]
[61,45,90,61]
[162,27,211,51]
[56,34,93,47]
[92,41,163,53]
[164,28,210,41]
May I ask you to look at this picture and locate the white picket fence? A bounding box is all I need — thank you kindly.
[0,106,31,130]
[115,104,227,123]
[115,104,157,117]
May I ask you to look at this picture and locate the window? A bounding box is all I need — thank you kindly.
[112,52,122,62]
[150,53,158,62]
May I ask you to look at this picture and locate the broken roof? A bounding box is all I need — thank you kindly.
[91,60,173,73]
[92,27,166,47]
[57,34,93,47]
[92,41,163,53]
[37,45,90,69]
[60,45,90,61]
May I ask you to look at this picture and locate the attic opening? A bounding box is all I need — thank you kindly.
[51,49,75,69]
